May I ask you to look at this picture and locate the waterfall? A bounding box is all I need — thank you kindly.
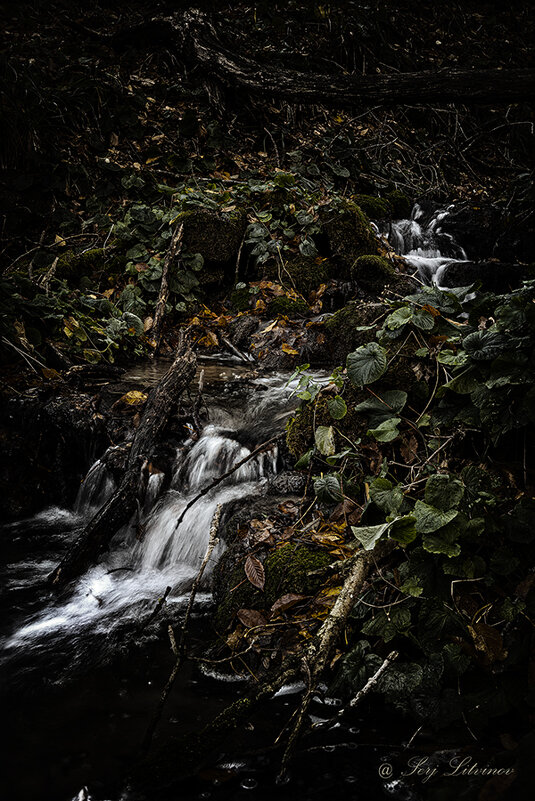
[379,203,468,287]
[0,372,293,675]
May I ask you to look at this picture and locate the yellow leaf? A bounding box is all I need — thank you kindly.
[41,367,62,381]
[54,234,66,247]
[120,391,148,406]
[281,343,299,356]
[145,156,160,164]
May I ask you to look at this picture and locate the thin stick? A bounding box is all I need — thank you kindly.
[141,504,222,752]
[149,223,184,356]
[172,436,279,534]
[311,650,399,731]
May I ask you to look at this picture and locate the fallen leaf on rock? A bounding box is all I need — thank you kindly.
[237,608,268,628]
[245,554,265,590]
[270,593,307,615]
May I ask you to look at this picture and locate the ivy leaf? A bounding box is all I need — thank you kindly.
[327,395,347,420]
[425,474,464,511]
[315,425,336,456]
[414,501,458,533]
[367,417,401,442]
[347,343,387,387]
[351,521,391,550]
[314,474,343,502]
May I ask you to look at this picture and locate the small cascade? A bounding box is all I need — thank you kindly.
[74,457,115,516]
[379,203,468,287]
[0,370,294,676]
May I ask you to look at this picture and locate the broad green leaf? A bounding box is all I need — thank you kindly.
[425,474,464,511]
[437,350,469,367]
[351,521,391,550]
[315,425,336,456]
[294,449,313,469]
[314,474,343,502]
[367,417,401,442]
[355,389,407,421]
[347,343,388,387]
[386,307,412,330]
[400,576,424,597]
[422,530,462,557]
[412,308,436,330]
[462,330,507,361]
[327,395,347,420]
[414,501,458,534]
[369,478,404,515]
[389,515,418,545]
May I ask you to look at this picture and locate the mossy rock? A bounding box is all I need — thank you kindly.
[386,189,412,219]
[173,208,247,264]
[286,389,369,459]
[55,248,120,284]
[214,542,333,630]
[351,255,397,292]
[354,194,392,220]
[264,256,330,295]
[266,296,309,318]
[230,286,252,311]
[324,300,388,362]
[321,201,380,279]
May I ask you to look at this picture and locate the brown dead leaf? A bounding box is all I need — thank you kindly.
[244,554,265,590]
[270,593,307,615]
[237,608,268,628]
[281,343,299,356]
[400,434,419,465]
[468,623,508,662]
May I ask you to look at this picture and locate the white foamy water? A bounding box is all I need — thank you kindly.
[0,371,305,672]
[379,203,469,288]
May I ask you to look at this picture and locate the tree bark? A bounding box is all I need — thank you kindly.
[49,344,196,587]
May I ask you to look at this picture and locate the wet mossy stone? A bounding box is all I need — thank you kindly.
[264,256,330,295]
[266,296,309,318]
[351,255,397,292]
[213,542,333,631]
[322,201,380,279]
[230,286,251,311]
[324,301,388,362]
[173,208,247,264]
[285,389,369,459]
[354,194,392,220]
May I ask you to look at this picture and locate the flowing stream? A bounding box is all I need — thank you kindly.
[0,206,472,800]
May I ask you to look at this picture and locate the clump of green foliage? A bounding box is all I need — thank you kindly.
[285,279,535,733]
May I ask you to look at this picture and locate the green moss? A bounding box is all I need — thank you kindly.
[354,194,391,219]
[286,388,369,458]
[55,248,108,283]
[214,543,332,630]
[324,300,387,362]
[267,296,309,317]
[230,287,251,311]
[264,256,330,295]
[322,201,380,279]
[351,255,396,292]
[173,208,247,263]
[386,189,412,219]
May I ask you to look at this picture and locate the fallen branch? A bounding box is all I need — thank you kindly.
[181,11,534,107]
[172,435,279,535]
[278,541,395,780]
[311,649,399,732]
[49,344,196,587]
